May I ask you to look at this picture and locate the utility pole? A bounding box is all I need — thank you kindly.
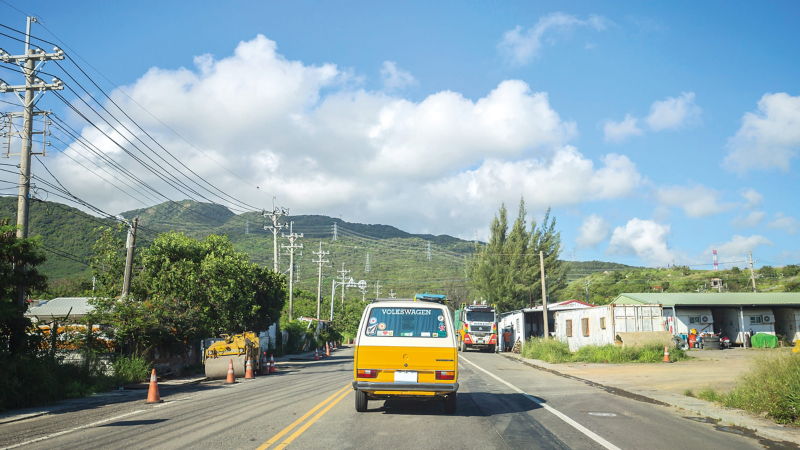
[374,280,383,298]
[312,241,330,320]
[389,289,396,298]
[122,218,138,298]
[540,251,549,339]
[1,17,64,309]
[281,222,303,320]
[245,218,249,235]
[427,242,431,261]
[748,251,757,293]
[584,279,589,303]
[337,263,350,307]
[365,252,370,273]
[263,198,288,273]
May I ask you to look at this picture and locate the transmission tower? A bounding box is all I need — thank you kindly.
[427,242,431,261]
[312,242,330,320]
[365,252,370,273]
[281,221,303,320]
[263,197,288,273]
[332,223,338,241]
[245,218,249,235]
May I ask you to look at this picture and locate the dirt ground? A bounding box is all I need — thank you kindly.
[546,347,795,395]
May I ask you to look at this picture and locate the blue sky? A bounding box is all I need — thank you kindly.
[1,1,798,269]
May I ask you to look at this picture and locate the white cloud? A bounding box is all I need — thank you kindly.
[603,114,643,143]
[655,184,734,218]
[725,92,800,172]
[607,218,676,266]
[585,43,597,50]
[767,212,799,234]
[380,61,417,91]
[707,235,773,260]
[37,35,641,237]
[576,214,610,248]
[740,188,763,209]
[499,13,609,65]
[731,211,766,228]
[645,92,701,131]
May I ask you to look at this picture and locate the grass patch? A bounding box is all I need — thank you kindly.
[520,338,689,364]
[113,353,152,384]
[684,389,694,397]
[694,353,800,425]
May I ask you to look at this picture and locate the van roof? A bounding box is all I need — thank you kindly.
[369,300,448,309]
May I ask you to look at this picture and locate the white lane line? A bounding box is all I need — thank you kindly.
[460,356,621,450]
[0,409,145,450]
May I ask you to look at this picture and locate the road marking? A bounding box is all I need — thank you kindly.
[273,389,351,449]
[460,356,621,450]
[255,383,351,450]
[0,410,145,450]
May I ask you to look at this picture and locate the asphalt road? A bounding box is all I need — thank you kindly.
[0,348,792,450]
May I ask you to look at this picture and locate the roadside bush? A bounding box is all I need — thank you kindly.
[113,353,152,384]
[283,320,313,354]
[697,353,800,425]
[521,339,689,364]
[0,354,114,412]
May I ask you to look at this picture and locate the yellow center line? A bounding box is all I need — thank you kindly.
[255,383,351,450]
[273,389,352,450]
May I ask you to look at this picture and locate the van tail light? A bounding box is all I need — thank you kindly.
[357,369,378,379]
[436,371,455,380]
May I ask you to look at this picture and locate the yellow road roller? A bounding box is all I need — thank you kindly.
[203,332,262,379]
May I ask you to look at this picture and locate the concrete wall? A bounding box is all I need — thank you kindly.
[499,311,524,350]
[774,308,800,342]
[556,306,615,351]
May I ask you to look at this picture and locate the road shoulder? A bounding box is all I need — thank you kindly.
[501,352,800,446]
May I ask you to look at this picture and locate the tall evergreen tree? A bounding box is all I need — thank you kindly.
[468,200,568,313]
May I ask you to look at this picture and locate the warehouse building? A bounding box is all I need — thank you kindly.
[611,293,800,345]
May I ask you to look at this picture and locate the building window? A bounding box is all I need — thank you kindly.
[750,316,762,325]
[582,318,590,337]
[689,316,701,324]
[600,317,606,330]
[566,320,573,337]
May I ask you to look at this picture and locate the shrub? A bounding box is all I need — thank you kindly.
[113,353,152,384]
[520,339,688,364]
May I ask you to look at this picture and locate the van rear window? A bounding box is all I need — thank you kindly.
[365,308,448,338]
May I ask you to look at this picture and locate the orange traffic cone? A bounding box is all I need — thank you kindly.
[314,348,319,361]
[261,352,268,375]
[269,354,276,373]
[226,358,236,383]
[245,357,255,379]
[326,342,330,357]
[663,345,671,363]
[146,369,163,403]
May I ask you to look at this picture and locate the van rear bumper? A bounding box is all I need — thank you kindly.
[352,381,459,393]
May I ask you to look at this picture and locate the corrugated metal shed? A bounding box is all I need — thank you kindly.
[25,297,95,319]
[611,292,800,307]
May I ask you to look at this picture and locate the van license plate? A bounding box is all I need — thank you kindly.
[394,371,417,383]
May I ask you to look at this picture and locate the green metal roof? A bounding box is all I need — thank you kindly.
[611,292,800,307]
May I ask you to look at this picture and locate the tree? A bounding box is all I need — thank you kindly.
[468,199,568,312]
[0,219,48,355]
[759,265,776,277]
[89,231,285,354]
[781,265,799,277]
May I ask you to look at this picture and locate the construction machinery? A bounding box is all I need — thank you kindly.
[203,331,262,379]
[455,301,497,352]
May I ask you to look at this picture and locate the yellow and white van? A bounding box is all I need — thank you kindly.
[352,297,458,414]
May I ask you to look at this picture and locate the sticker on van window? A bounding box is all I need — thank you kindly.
[438,315,443,321]
[401,332,413,336]
[379,330,393,336]
[369,317,377,325]
[433,333,438,337]
[378,323,386,331]
[366,325,377,336]
[421,332,431,337]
